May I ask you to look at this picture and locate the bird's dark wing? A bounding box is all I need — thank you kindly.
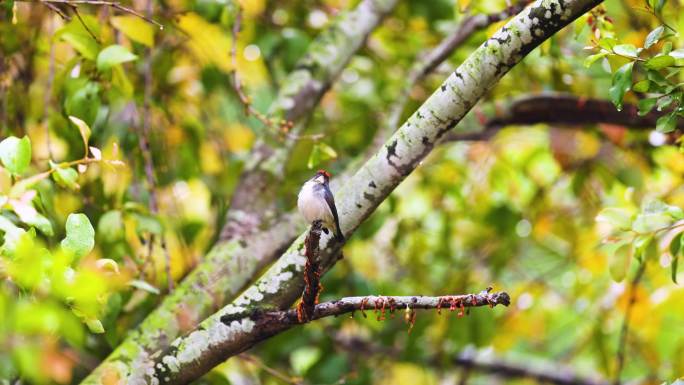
[323,187,344,242]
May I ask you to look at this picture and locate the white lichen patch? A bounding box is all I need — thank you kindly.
[545,10,552,18]
[174,318,255,368]
[162,355,180,373]
[258,270,294,294]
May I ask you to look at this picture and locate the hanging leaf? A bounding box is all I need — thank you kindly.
[670,232,682,284]
[110,16,155,47]
[632,79,650,93]
[608,242,632,282]
[0,136,31,175]
[656,112,677,133]
[595,207,633,230]
[68,116,92,156]
[609,62,633,111]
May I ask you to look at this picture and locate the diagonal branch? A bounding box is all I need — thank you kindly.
[80,2,397,383]
[149,0,603,382]
[372,0,530,149]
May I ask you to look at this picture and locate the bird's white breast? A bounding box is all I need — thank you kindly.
[297,181,334,225]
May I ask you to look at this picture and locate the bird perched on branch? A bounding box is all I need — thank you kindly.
[297,169,345,242]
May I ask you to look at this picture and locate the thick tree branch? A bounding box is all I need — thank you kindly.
[81,2,396,383]
[147,0,603,382]
[443,93,684,142]
[452,351,610,385]
[154,290,510,384]
[332,333,610,385]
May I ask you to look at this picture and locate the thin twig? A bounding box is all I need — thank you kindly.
[41,1,70,20]
[36,0,163,28]
[613,261,646,385]
[229,5,293,136]
[134,0,173,292]
[44,13,55,158]
[239,353,303,385]
[69,3,100,42]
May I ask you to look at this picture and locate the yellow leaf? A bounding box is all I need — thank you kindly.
[111,16,154,47]
[177,13,232,72]
[223,123,255,153]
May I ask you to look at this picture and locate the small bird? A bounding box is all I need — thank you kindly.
[297,169,345,242]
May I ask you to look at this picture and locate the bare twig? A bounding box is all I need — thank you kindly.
[44,13,55,158]
[41,1,70,20]
[239,353,303,385]
[613,261,646,385]
[69,3,100,42]
[35,0,163,28]
[134,0,173,292]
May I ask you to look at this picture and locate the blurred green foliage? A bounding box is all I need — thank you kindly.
[1,0,684,384]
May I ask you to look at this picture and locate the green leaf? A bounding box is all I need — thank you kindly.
[598,37,618,51]
[608,243,632,282]
[64,80,101,127]
[61,213,95,260]
[98,210,124,242]
[632,211,671,233]
[609,62,634,111]
[97,45,138,71]
[644,26,664,49]
[584,52,607,68]
[632,79,650,93]
[290,347,321,375]
[110,16,155,47]
[307,145,321,169]
[318,142,338,159]
[129,279,160,295]
[0,136,31,175]
[656,112,677,133]
[613,44,637,57]
[86,318,105,334]
[670,233,681,284]
[637,97,658,116]
[50,161,80,190]
[68,116,92,155]
[56,19,100,60]
[645,55,675,70]
[596,207,633,230]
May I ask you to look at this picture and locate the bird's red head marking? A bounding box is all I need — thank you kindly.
[317,169,331,178]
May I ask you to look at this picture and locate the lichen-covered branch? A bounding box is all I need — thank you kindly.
[154,290,510,384]
[372,0,530,149]
[80,2,396,383]
[149,0,602,382]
